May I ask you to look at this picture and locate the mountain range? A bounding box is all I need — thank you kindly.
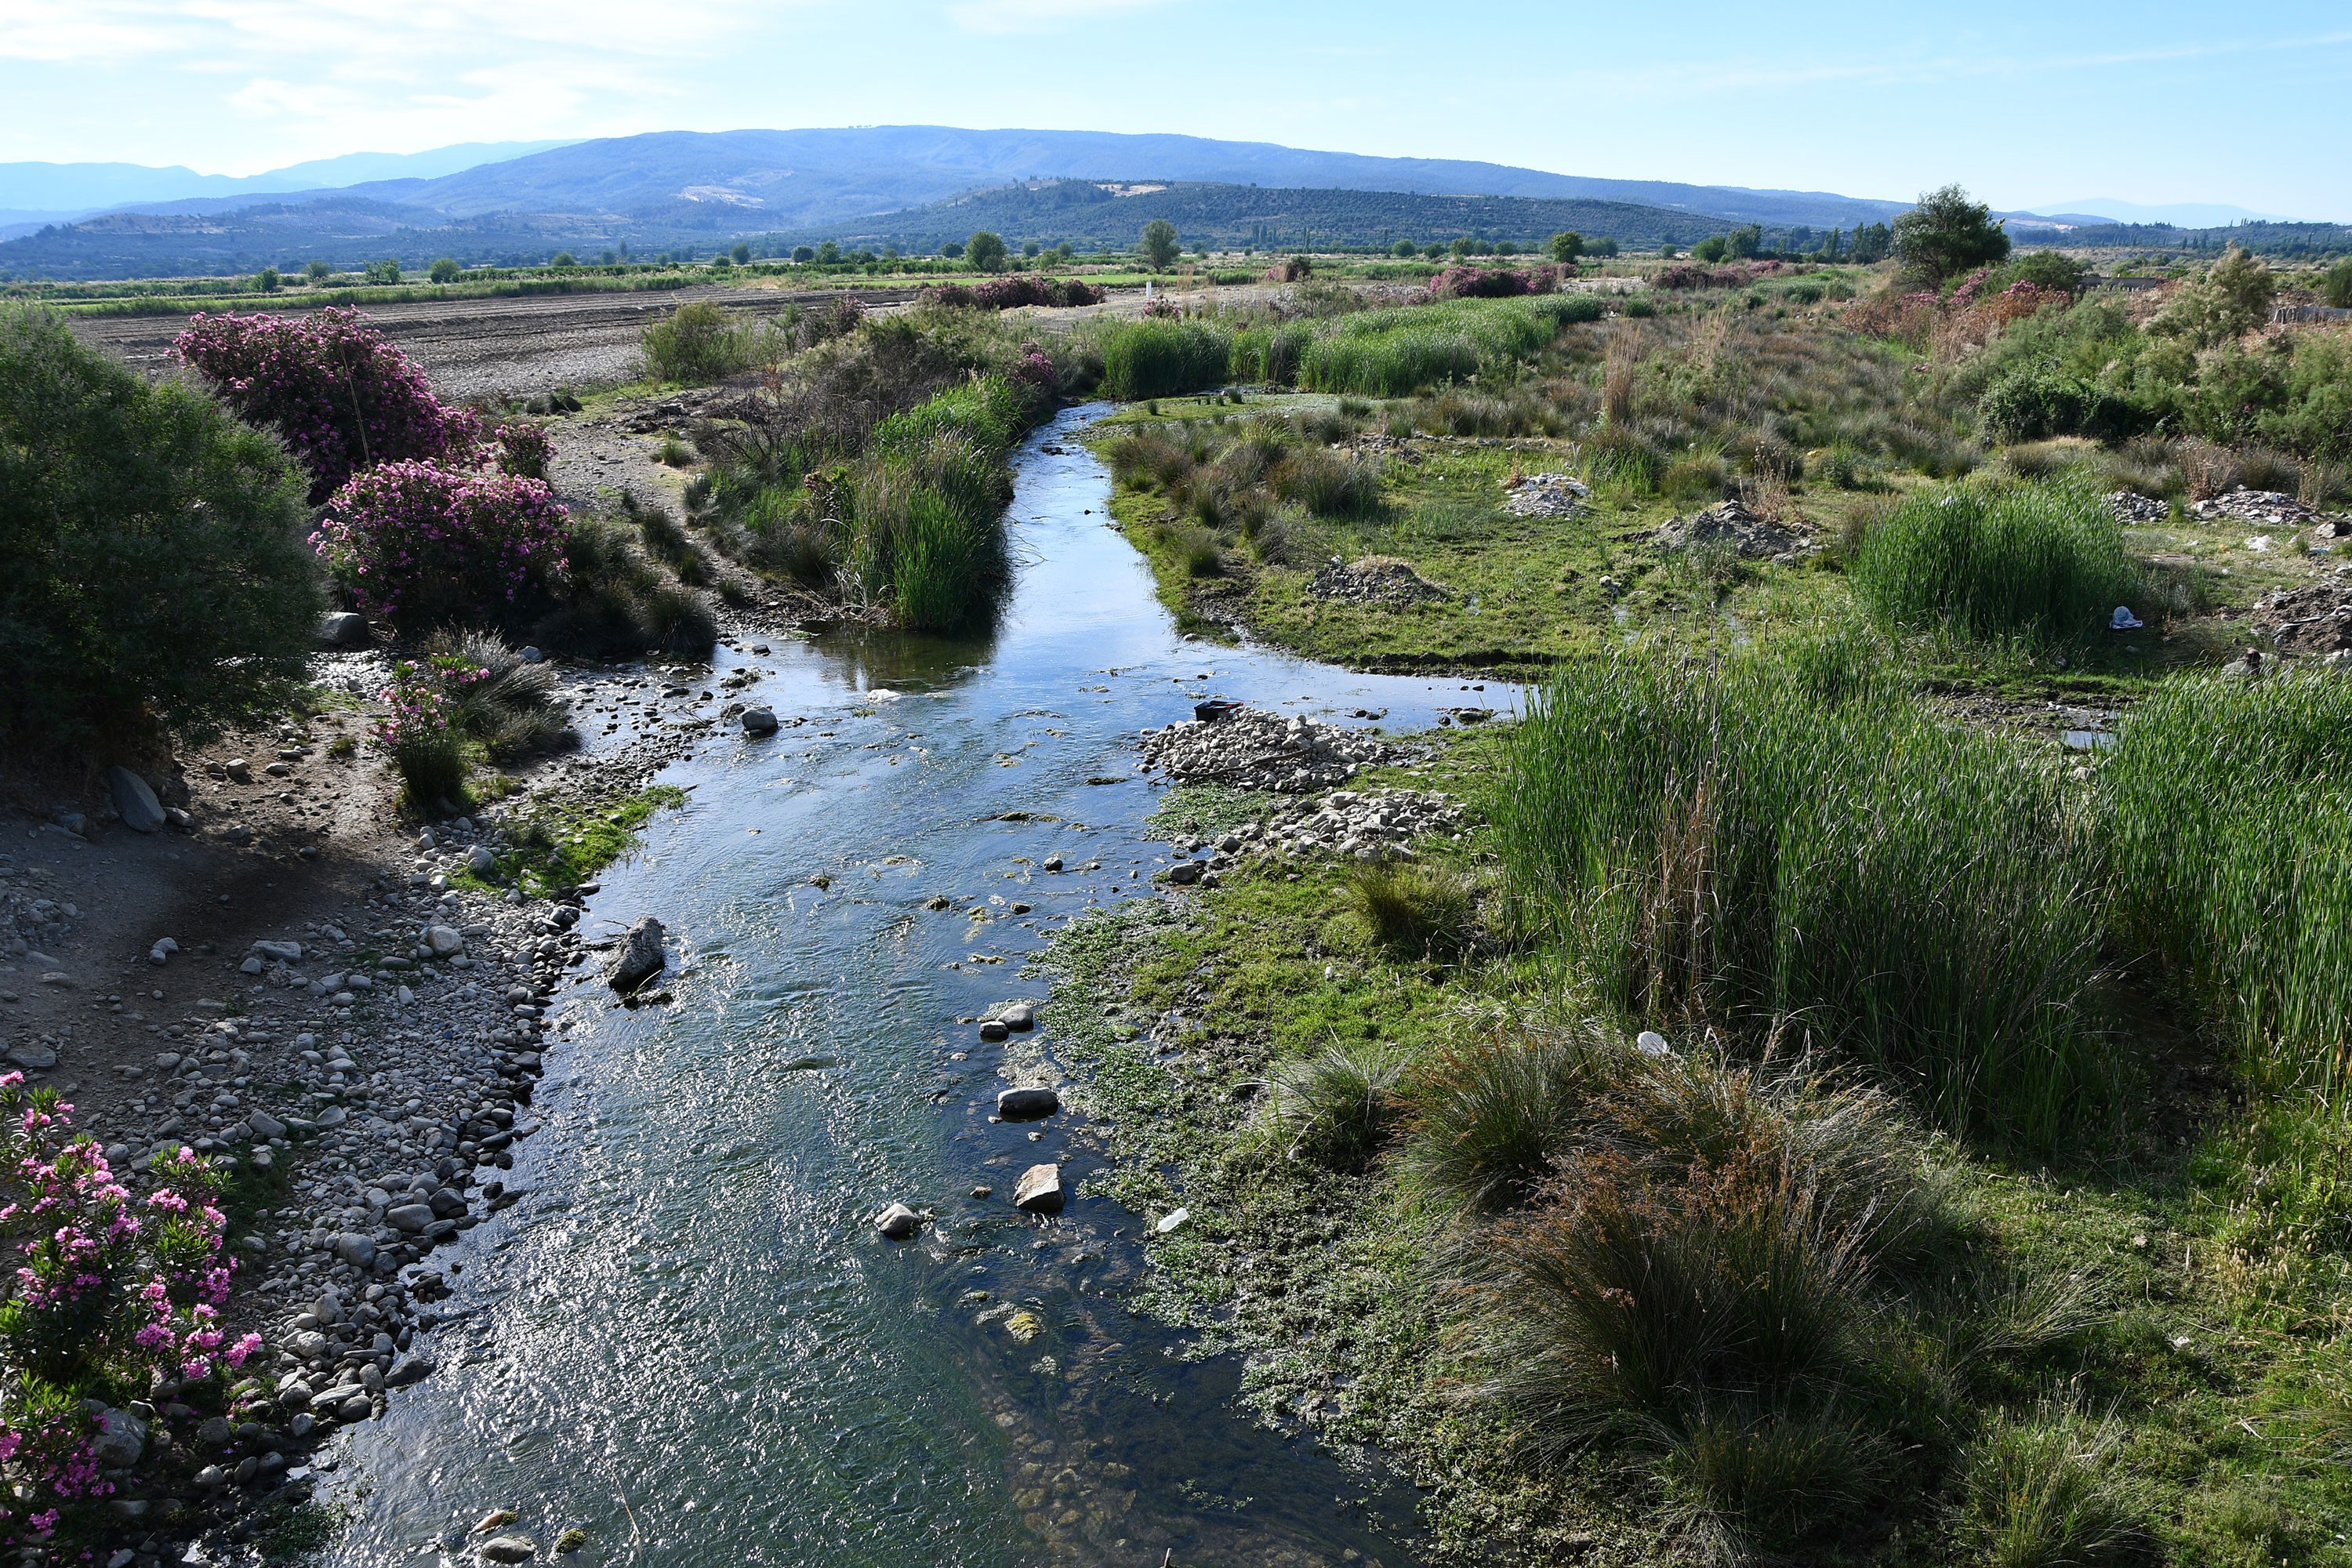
[0,125,2322,281]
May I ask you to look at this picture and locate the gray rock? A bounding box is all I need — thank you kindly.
[386,1204,435,1234]
[336,1394,374,1422]
[106,767,165,833]
[999,1004,1036,1029]
[6,1045,58,1070]
[1012,1163,1065,1214]
[192,1465,226,1490]
[426,925,465,957]
[247,1110,286,1141]
[1166,861,1203,885]
[874,1203,924,1240]
[996,1087,1060,1122]
[253,939,303,961]
[607,916,666,993]
[428,1187,467,1218]
[978,1020,1009,1043]
[518,645,544,662]
[314,1107,348,1129]
[89,1407,146,1468]
[480,1537,539,1563]
[195,1415,233,1449]
[330,1232,376,1268]
[385,1353,435,1388]
[466,845,499,877]
[741,707,779,735]
[319,612,371,648]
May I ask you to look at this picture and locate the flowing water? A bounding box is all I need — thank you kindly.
[321,405,1507,1568]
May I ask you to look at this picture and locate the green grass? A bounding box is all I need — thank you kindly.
[1095,317,1234,399]
[1491,640,2124,1149]
[1849,476,2145,650]
[1294,294,1604,396]
[2103,671,2352,1104]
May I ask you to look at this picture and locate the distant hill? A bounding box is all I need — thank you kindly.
[778,179,1737,253]
[2049,220,2352,256]
[0,141,574,238]
[310,127,1914,233]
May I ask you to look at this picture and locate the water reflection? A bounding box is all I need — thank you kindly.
[321,406,1501,1567]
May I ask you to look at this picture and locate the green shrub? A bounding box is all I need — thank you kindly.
[1258,1041,1409,1171]
[1098,318,1232,399]
[2325,257,2352,310]
[421,628,574,761]
[1493,643,2120,1147]
[642,301,775,383]
[428,256,461,283]
[1849,478,2142,649]
[0,304,320,749]
[1980,367,2149,444]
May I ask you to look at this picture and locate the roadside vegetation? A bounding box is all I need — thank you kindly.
[1043,192,2352,1567]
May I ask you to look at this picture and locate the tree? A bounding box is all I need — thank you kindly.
[2326,256,2352,310]
[1725,224,1764,260]
[1449,237,1475,260]
[2151,243,2278,347]
[254,267,281,292]
[1659,241,1679,260]
[1849,223,1893,263]
[1140,219,1180,272]
[550,251,577,268]
[966,231,1008,271]
[816,241,841,264]
[731,243,751,265]
[1392,238,1419,259]
[428,256,461,283]
[1891,184,2011,281]
[0,306,321,747]
[1548,230,1585,265]
[364,258,401,284]
[1424,242,1446,260]
[1590,236,1619,258]
[306,260,331,281]
[1693,236,1730,263]
[793,245,816,263]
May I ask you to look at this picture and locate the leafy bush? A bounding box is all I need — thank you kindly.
[311,459,569,630]
[1141,218,1180,272]
[923,277,1105,310]
[1979,366,2148,444]
[174,306,479,498]
[641,301,775,384]
[2151,244,2277,347]
[428,256,461,283]
[1493,642,2119,1146]
[2325,257,2352,310]
[488,418,554,480]
[1849,477,2142,648]
[1,304,320,748]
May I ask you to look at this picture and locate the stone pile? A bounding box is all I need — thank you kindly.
[1138,708,1391,793]
[2107,490,2169,524]
[1655,498,1811,561]
[1305,555,1452,608]
[2194,488,2319,526]
[1261,789,1466,861]
[2253,584,2352,658]
[1501,472,1589,518]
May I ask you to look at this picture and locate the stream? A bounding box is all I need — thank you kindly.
[318,405,1503,1568]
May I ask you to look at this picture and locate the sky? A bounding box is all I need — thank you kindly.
[2,0,2347,220]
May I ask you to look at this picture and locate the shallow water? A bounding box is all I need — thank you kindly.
[321,405,1508,1567]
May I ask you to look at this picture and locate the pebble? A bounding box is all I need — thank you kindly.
[874,1203,924,1240]
[1138,708,1392,793]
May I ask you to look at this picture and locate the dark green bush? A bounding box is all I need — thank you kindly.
[1979,366,2148,443]
[0,304,320,748]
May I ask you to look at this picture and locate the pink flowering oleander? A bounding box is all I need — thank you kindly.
[0,1087,245,1533]
[172,307,482,500]
[312,459,569,628]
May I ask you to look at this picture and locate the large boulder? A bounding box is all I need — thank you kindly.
[319,612,371,648]
[89,1407,146,1468]
[608,916,666,993]
[107,767,165,833]
[996,1087,1061,1122]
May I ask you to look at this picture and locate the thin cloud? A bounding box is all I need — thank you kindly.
[946,0,1175,34]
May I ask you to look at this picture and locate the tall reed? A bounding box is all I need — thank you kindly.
[1490,641,2118,1147]
[2102,671,2352,1102]
[1848,477,2140,649]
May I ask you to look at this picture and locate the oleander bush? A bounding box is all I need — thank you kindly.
[310,459,570,631]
